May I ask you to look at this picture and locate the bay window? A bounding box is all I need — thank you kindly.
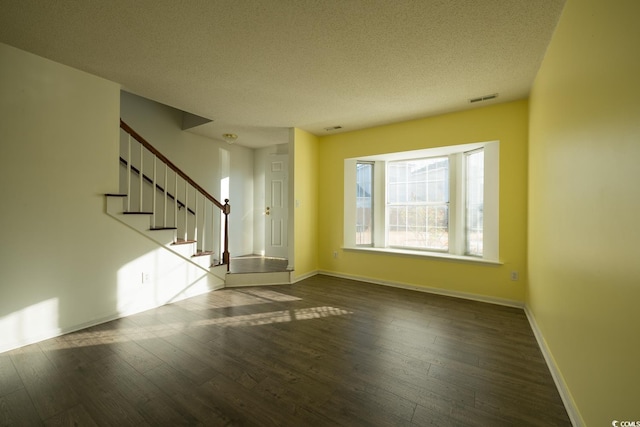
[346,141,499,262]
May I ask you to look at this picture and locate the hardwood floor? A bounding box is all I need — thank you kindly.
[229,256,289,274]
[0,275,571,426]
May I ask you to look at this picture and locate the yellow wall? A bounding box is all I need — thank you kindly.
[317,100,529,303]
[528,0,640,425]
[293,128,320,279]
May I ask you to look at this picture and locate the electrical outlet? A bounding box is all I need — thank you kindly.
[510,271,519,281]
[333,251,338,259]
[142,272,151,284]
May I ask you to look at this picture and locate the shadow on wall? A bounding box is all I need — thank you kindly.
[0,241,220,354]
[115,245,219,317]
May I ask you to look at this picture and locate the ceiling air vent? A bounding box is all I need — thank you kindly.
[324,125,343,131]
[469,93,498,103]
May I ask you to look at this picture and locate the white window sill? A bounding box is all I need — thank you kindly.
[343,246,502,265]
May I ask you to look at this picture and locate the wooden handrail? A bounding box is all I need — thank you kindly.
[120,119,230,270]
[120,120,225,210]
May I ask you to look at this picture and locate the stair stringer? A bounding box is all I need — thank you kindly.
[105,195,226,295]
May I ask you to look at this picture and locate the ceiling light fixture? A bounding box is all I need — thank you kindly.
[222,133,238,144]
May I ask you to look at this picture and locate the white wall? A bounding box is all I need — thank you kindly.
[120,92,254,256]
[0,43,221,353]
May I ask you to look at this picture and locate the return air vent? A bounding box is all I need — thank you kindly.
[324,125,343,131]
[469,93,499,103]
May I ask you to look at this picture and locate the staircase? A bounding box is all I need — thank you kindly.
[225,257,293,287]
[106,120,292,289]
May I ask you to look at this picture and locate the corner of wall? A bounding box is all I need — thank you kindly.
[292,128,320,279]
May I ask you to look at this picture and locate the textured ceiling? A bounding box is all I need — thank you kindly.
[0,0,565,148]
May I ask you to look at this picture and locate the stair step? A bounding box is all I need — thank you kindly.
[105,193,127,197]
[192,251,214,258]
[225,271,292,287]
[172,239,196,246]
[123,211,154,215]
[150,227,178,231]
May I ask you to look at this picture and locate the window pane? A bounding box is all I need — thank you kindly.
[356,162,373,245]
[387,157,449,251]
[466,149,484,256]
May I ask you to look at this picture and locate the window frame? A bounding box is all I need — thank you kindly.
[464,148,484,257]
[344,141,499,263]
[386,155,450,252]
[355,161,374,246]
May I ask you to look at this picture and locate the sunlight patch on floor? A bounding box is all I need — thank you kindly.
[40,305,352,349]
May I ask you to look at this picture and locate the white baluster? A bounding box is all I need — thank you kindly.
[127,135,131,212]
[174,172,178,230]
[201,198,206,253]
[211,204,220,262]
[195,194,199,251]
[152,155,157,227]
[163,164,168,228]
[219,202,222,259]
[184,180,188,241]
[139,143,144,212]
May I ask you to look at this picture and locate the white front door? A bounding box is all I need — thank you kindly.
[265,154,288,258]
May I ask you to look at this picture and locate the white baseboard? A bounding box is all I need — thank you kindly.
[317,270,524,308]
[314,270,580,425]
[1,311,123,354]
[1,281,223,355]
[291,270,320,284]
[524,306,583,427]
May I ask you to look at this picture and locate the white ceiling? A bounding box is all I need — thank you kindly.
[0,0,565,148]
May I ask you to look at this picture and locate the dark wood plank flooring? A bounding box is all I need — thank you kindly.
[0,275,571,426]
[229,256,289,274]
